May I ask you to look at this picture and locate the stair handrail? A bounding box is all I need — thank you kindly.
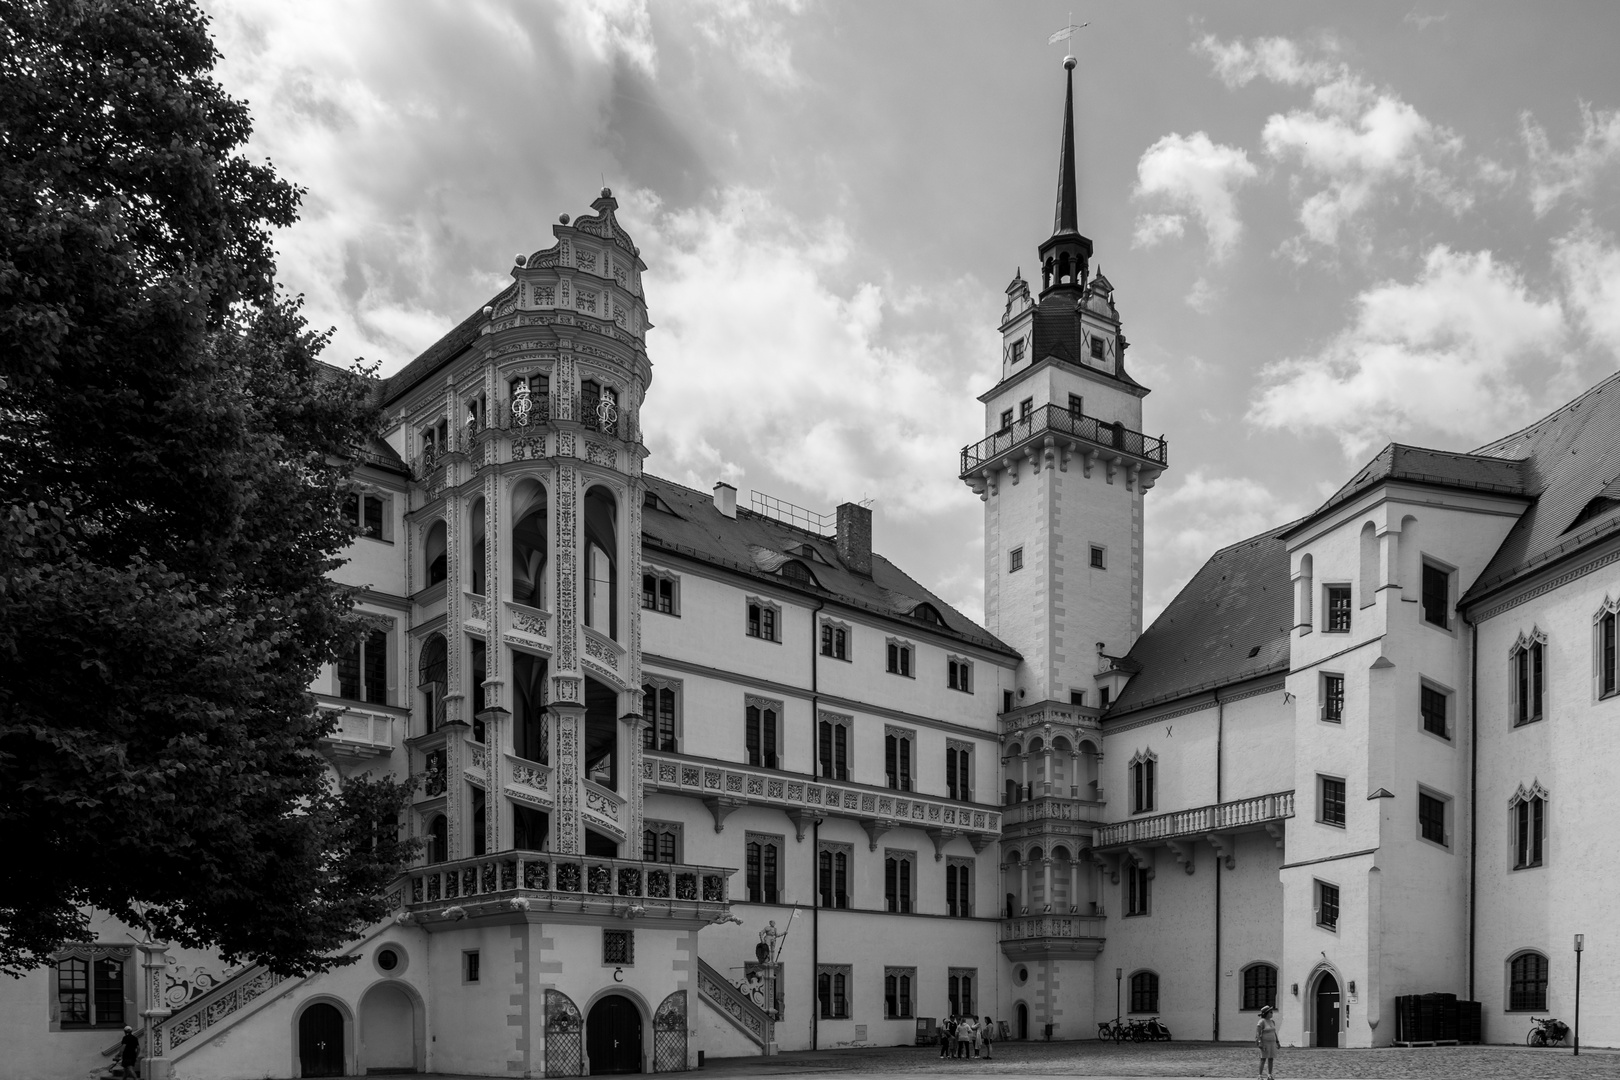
[696,957,774,1049]
[153,962,289,1057]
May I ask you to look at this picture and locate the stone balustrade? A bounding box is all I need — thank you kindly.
[405,851,735,922]
[1094,790,1294,849]
[317,702,399,759]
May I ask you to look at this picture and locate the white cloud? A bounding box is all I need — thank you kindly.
[1133,132,1258,261]
[569,0,658,75]
[692,0,805,87]
[1523,104,1620,216]
[1143,470,1306,622]
[1248,246,1568,456]
[1555,224,1620,357]
[1193,34,1337,89]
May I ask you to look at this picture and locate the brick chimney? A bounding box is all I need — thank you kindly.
[713,482,737,519]
[835,502,872,576]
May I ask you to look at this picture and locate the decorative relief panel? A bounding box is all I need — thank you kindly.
[556,712,579,853]
[509,604,550,638]
[586,441,615,466]
[584,634,619,671]
[555,465,578,672]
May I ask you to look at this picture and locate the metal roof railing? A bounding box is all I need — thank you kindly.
[960,404,1166,476]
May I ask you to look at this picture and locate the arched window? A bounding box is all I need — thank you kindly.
[1241,964,1278,1011]
[1510,785,1547,869]
[1508,952,1548,1011]
[1358,522,1377,610]
[584,486,618,639]
[1129,971,1160,1014]
[780,560,817,587]
[418,634,447,733]
[469,497,486,596]
[423,519,447,587]
[510,479,548,610]
[426,815,448,863]
[912,602,946,627]
[1511,632,1546,727]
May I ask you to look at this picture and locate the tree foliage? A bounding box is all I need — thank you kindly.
[0,0,416,976]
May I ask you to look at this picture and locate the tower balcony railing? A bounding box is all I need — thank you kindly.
[404,851,735,922]
[959,405,1167,477]
[1093,790,1294,850]
[1000,794,1105,828]
[1000,913,1107,943]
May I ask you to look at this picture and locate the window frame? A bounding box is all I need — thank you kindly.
[745,832,784,905]
[641,568,680,616]
[884,726,915,792]
[884,966,916,1019]
[1506,951,1549,1012]
[745,695,782,770]
[883,848,916,914]
[1324,584,1353,633]
[1420,680,1453,741]
[1418,786,1451,849]
[1511,634,1546,727]
[1240,963,1278,1012]
[946,740,974,802]
[1318,774,1347,828]
[336,622,392,705]
[1320,672,1345,724]
[1130,751,1157,814]
[1594,603,1617,699]
[641,677,681,753]
[998,408,1014,432]
[817,712,851,781]
[819,619,851,662]
[817,965,852,1020]
[1128,970,1159,1014]
[947,656,974,693]
[462,949,481,984]
[745,597,782,643]
[49,945,134,1030]
[1510,786,1546,870]
[642,820,682,864]
[1315,879,1340,932]
[1089,544,1107,570]
[1009,546,1024,573]
[946,858,974,917]
[948,968,977,1017]
[602,929,635,967]
[1019,397,1034,421]
[1125,864,1152,916]
[1421,559,1454,630]
[885,638,914,679]
[342,488,392,542]
[817,841,852,909]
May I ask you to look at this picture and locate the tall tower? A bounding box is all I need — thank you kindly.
[963,54,1169,1039]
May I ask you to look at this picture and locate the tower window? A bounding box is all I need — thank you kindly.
[1325,586,1352,632]
[999,408,1014,432]
[1090,336,1106,361]
[1418,789,1450,847]
[1509,952,1548,1011]
[1009,547,1024,573]
[1420,684,1450,739]
[1318,775,1346,827]
[1090,545,1106,569]
[1321,673,1344,723]
[1512,637,1545,726]
[1422,562,1451,628]
[1069,393,1084,416]
[1316,880,1340,930]
[1019,398,1034,420]
[1009,339,1025,365]
[1512,790,1545,869]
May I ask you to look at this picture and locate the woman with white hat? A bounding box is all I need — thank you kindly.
[1255,1004,1279,1079]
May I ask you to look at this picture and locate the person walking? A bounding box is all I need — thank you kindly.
[1255,1005,1279,1079]
[981,1015,994,1059]
[939,1016,953,1059]
[118,1026,140,1079]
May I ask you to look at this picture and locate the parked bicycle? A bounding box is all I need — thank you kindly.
[1127,1016,1173,1042]
[1096,1017,1127,1042]
[1527,1016,1569,1047]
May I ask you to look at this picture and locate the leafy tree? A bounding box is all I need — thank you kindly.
[0,0,416,976]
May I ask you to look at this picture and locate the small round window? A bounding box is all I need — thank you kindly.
[1016,966,1029,984]
[378,948,399,971]
[373,945,408,976]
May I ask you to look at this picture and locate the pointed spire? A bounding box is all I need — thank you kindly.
[1053,55,1079,237]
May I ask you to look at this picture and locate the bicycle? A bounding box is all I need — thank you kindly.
[1097,1017,1127,1042]
[1140,1016,1172,1041]
[1527,1016,1568,1047]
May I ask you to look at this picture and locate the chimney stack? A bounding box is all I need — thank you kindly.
[835,502,872,577]
[713,482,737,519]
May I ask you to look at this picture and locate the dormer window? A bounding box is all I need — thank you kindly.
[1090,336,1106,361]
[780,560,818,587]
[912,602,946,627]
[1009,340,1025,365]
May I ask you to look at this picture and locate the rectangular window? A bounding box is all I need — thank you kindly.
[463,950,481,983]
[746,834,782,904]
[1421,684,1450,739]
[343,491,387,540]
[746,602,779,641]
[1009,547,1024,573]
[641,684,678,753]
[641,573,677,615]
[56,953,127,1028]
[1316,881,1340,930]
[1419,790,1448,846]
[947,658,972,692]
[1421,563,1450,628]
[1326,586,1352,632]
[946,745,972,801]
[1090,336,1106,360]
[1090,545,1106,570]
[884,732,912,791]
[1019,398,1033,420]
[818,717,849,781]
[643,823,679,863]
[948,970,976,1016]
[1319,776,1346,827]
[603,930,634,965]
[1322,673,1344,723]
[886,642,913,677]
[818,846,850,908]
[1003,690,1015,714]
[1125,866,1151,916]
[745,700,780,769]
[1070,689,1086,706]
[946,861,972,917]
[1069,393,1084,416]
[1009,340,1025,365]
[999,408,1014,432]
[817,966,851,1019]
[1515,641,1545,725]
[1509,953,1548,1011]
[1242,965,1278,1011]
[1132,757,1155,813]
[1601,611,1617,696]
[337,627,390,704]
[1514,796,1545,869]
[820,623,849,660]
[1100,686,1111,707]
[884,851,913,913]
[884,967,915,1019]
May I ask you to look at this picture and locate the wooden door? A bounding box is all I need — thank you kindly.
[1314,974,1340,1047]
[299,1002,345,1077]
[587,995,643,1074]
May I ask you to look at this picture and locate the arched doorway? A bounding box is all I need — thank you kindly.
[298,1002,345,1077]
[587,994,643,1074]
[1016,1002,1029,1040]
[359,982,416,1073]
[1314,971,1341,1047]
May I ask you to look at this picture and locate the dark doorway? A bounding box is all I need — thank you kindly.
[1315,972,1341,1047]
[299,1002,345,1077]
[1016,1002,1028,1040]
[587,994,642,1074]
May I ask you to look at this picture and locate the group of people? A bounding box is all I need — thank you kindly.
[937,1015,994,1059]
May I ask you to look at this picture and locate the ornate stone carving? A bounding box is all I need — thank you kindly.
[585,634,619,670]
[555,465,578,672]
[586,441,615,466]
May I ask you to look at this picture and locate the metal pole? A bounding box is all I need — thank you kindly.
[1573,934,1583,1056]
[1116,967,1122,1022]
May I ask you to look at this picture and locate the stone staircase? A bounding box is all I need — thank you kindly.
[695,957,775,1055]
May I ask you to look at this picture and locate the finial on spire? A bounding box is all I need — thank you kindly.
[1053,51,1079,237]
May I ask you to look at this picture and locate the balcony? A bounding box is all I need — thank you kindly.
[1094,791,1294,868]
[643,751,1000,854]
[404,852,735,926]
[317,702,399,759]
[960,405,1166,493]
[1000,795,1105,830]
[1000,914,1106,960]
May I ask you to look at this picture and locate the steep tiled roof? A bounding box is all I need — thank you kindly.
[1295,444,1529,533]
[1029,289,1148,393]
[380,296,502,407]
[639,475,1018,657]
[1462,370,1620,604]
[1109,521,1297,715]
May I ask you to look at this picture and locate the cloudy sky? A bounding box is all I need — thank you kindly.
[203,1,1620,630]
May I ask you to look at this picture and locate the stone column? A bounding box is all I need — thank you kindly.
[1042,858,1053,913]
[138,939,172,1080]
[1020,754,1030,800]
[621,703,646,845]
[1042,749,1054,796]
[1069,859,1081,913]
[550,701,585,854]
[1019,862,1030,914]
[550,451,585,854]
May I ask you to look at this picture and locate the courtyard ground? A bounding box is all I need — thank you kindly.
[692,1039,1619,1080]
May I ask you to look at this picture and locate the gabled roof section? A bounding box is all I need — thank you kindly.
[1292,444,1529,535]
[315,361,411,477]
[380,294,503,408]
[638,474,1017,658]
[1109,521,1297,715]
[1462,370,1620,604]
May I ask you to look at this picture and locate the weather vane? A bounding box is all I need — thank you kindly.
[1047,13,1089,63]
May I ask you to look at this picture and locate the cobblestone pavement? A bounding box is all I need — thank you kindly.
[697,1039,1619,1080]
